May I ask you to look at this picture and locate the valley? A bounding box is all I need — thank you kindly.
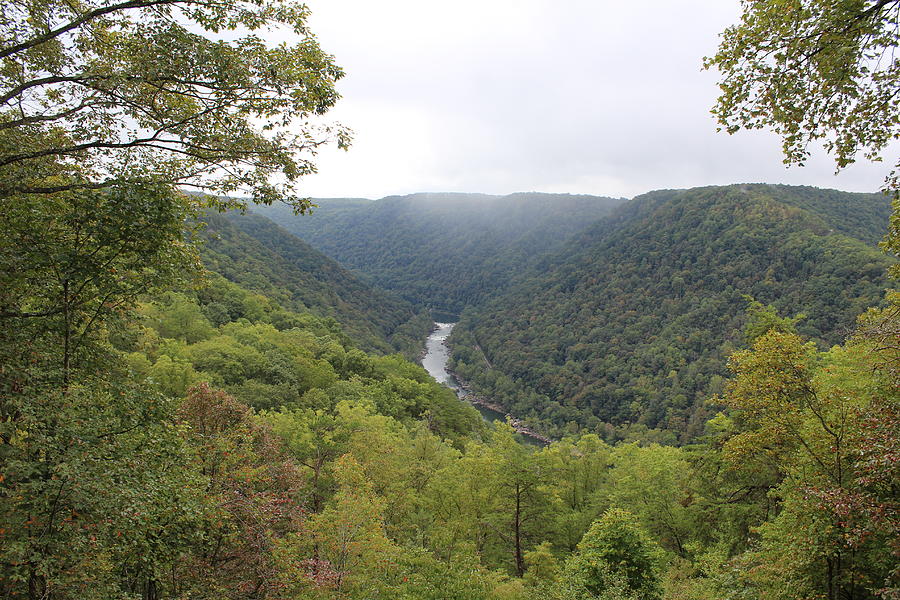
[6,179,898,600]
[0,0,900,600]
[4,0,898,597]
[249,184,894,442]
[256,192,627,314]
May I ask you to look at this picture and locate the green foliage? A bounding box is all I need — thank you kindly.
[451,184,892,440]
[742,298,803,344]
[4,230,896,600]
[0,0,348,206]
[199,209,432,358]
[562,508,662,600]
[125,284,482,442]
[0,185,199,384]
[489,426,556,576]
[147,355,202,398]
[523,542,559,587]
[541,434,612,552]
[256,192,626,314]
[603,444,695,558]
[715,326,899,599]
[704,0,899,181]
[0,378,207,598]
[143,292,216,344]
[706,0,900,291]
[173,383,310,598]
[307,454,394,590]
[4,6,898,590]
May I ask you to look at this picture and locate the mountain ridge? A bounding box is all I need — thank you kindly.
[256,191,628,313]
[448,183,893,439]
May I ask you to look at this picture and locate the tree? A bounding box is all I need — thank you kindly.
[742,298,803,345]
[0,0,348,207]
[174,384,308,599]
[541,434,611,553]
[302,454,395,593]
[0,183,198,386]
[423,440,500,568]
[0,379,208,599]
[1,2,348,595]
[523,541,560,587]
[604,444,695,558]
[0,2,351,596]
[560,508,662,600]
[705,0,899,191]
[719,329,898,599]
[489,424,555,577]
[707,11,900,594]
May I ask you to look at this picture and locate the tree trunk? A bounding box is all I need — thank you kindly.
[62,279,71,388]
[514,482,524,576]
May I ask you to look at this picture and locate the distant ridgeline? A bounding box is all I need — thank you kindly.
[255,192,627,315]
[249,185,893,442]
[198,210,432,359]
[449,185,894,441]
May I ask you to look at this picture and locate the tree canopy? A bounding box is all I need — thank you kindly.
[704,0,899,190]
[2,0,898,597]
[0,0,349,208]
[449,185,891,440]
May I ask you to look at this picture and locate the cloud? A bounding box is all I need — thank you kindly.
[297,0,895,199]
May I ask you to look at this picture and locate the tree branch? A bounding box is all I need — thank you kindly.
[0,0,185,61]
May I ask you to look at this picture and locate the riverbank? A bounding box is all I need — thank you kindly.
[421,321,552,445]
[445,366,553,445]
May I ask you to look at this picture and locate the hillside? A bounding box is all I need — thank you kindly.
[449,184,894,440]
[7,185,897,600]
[199,210,432,358]
[256,192,627,315]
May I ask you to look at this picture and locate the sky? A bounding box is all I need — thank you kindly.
[293,0,894,200]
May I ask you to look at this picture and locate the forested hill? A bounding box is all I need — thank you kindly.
[199,210,432,358]
[450,184,893,441]
[256,192,627,314]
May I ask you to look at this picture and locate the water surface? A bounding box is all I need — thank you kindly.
[422,322,508,422]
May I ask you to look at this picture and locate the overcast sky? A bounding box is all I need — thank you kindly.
[295,0,893,200]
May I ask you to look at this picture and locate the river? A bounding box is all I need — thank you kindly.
[421,322,548,445]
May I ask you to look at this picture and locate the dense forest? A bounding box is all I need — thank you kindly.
[263,183,892,441]
[449,185,894,440]
[2,0,899,599]
[5,218,898,598]
[257,193,626,315]
[199,210,431,359]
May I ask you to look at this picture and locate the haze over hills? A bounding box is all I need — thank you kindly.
[242,183,895,441]
[192,186,846,438]
[256,192,627,314]
[448,184,893,439]
[198,210,432,358]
